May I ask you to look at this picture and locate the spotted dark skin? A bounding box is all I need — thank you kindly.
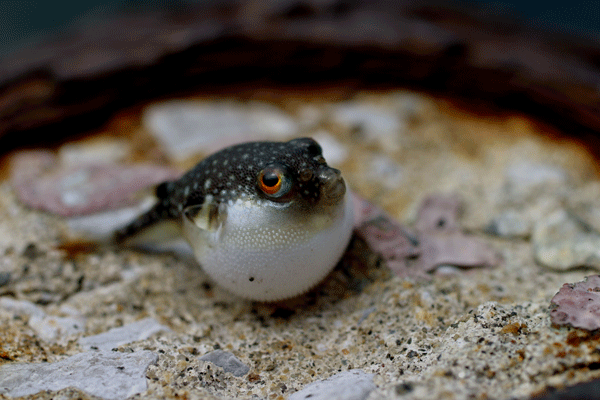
[115,138,337,242]
[115,137,354,300]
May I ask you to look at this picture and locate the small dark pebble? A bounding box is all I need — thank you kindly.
[395,382,414,395]
[35,292,59,305]
[0,272,11,287]
[22,243,44,260]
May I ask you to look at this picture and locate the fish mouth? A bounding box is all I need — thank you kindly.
[317,166,346,206]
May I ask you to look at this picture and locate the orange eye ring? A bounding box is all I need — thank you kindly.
[257,165,292,198]
[259,170,282,195]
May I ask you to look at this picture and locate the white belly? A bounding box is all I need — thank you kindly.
[183,192,355,301]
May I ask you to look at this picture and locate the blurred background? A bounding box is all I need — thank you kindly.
[2,0,599,57]
[2,0,600,154]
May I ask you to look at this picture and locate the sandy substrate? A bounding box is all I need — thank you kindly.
[1,91,599,400]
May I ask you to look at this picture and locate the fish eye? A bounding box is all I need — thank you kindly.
[258,165,292,198]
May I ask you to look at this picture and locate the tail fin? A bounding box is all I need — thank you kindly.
[113,202,172,244]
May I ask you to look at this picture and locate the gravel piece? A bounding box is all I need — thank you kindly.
[11,151,179,217]
[0,272,10,287]
[28,314,86,343]
[0,298,86,343]
[415,194,500,275]
[533,209,600,270]
[288,369,375,400]
[369,155,405,189]
[58,139,130,166]
[550,275,600,330]
[354,193,500,279]
[486,209,531,239]
[199,350,250,377]
[0,350,158,399]
[66,198,155,240]
[504,161,568,199]
[353,194,420,278]
[0,297,45,318]
[332,102,402,150]
[80,318,170,352]
[142,100,298,160]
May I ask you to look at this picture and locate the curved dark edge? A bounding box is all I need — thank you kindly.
[1,0,600,157]
[531,375,600,400]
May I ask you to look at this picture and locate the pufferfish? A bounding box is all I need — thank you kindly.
[115,138,354,301]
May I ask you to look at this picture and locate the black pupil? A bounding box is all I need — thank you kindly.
[262,172,280,187]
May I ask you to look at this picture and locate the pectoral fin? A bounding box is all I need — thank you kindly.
[184,197,225,232]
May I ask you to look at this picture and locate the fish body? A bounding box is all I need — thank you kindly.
[116,138,354,301]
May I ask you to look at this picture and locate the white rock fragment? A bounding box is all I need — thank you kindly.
[533,208,600,270]
[0,298,85,343]
[391,91,431,122]
[357,306,377,326]
[0,298,46,318]
[60,169,91,206]
[143,100,298,160]
[332,103,400,137]
[67,196,155,240]
[569,202,600,234]
[199,350,250,377]
[0,350,158,400]
[310,131,348,166]
[29,314,85,343]
[144,101,246,160]
[369,155,405,189]
[80,317,170,351]
[332,102,402,149]
[297,104,323,129]
[504,161,568,196]
[316,343,329,353]
[289,369,376,400]
[248,102,298,138]
[59,139,130,166]
[487,209,531,238]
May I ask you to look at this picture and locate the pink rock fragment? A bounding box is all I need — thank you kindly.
[418,234,501,273]
[416,194,501,272]
[353,195,420,278]
[415,194,463,233]
[353,193,500,280]
[11,150,181,217]
[550,275,600,331]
